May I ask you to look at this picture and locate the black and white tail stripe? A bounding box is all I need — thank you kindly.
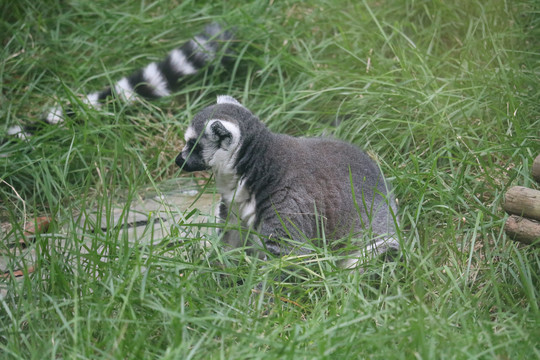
[5,23,234,139]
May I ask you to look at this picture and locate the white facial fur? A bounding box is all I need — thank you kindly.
[184,125,197,143]
[181,119,241,175]
[181,126,197,160]
[203,119,241,170]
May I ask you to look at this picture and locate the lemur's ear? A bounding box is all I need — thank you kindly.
[210,121,232,146]
[216,95,242,106]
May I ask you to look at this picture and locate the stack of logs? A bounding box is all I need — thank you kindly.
[503,154,540,245]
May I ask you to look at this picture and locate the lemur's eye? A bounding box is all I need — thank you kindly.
[186,138,202,153]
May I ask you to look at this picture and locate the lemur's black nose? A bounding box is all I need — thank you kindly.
[175,153,185,167]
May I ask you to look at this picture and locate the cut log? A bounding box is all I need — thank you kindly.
[0,266,35,279]
[504,215,540,245]
[533,154,540,184]
[19,216,51,246]
[503,186,540,221]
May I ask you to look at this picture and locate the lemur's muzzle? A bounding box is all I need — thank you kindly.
[175,151,208,172]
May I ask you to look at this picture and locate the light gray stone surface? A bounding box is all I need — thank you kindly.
[1,180,219,299]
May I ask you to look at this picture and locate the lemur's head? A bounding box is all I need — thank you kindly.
[175,96,255,173]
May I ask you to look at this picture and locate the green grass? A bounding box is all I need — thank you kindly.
[1,0,539,358]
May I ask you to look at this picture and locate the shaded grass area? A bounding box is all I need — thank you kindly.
[1,0,539,358]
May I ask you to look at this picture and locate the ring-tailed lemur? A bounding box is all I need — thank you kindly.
[3,23,234,142]
[175,96,400,268]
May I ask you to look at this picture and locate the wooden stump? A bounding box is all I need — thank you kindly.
[503,186,540,221]
[502,155,540,245]
[504,215,540,245]
[533,154,540,184]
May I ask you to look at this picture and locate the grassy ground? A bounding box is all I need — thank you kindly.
[1,0,539,358]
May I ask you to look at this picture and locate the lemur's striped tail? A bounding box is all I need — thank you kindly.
[44,23,234,125]
[4,23,234,141]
